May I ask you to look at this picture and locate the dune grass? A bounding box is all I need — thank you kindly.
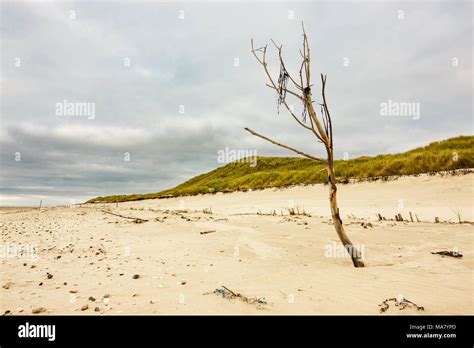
[87,135,473,203]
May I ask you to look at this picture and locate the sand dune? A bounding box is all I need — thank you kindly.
[1,173,472,315]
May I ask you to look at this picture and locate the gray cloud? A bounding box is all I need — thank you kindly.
[0,0,472,206]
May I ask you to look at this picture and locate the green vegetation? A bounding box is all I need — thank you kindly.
[87,136,473,203]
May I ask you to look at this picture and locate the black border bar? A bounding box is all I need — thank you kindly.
[0,315,472,346]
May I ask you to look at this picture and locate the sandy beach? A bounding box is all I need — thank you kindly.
[1,173,472,315]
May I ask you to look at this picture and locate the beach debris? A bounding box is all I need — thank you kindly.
[395,213,404,222]
[81,304,89,311]
[2,281,12,290]
[94,307,100,312]
[435,217,440,223]
[431,250,463,258]
[202,207,213,214]
[449,208,474,224]
[132,274,140,279]
[379,296,424,313]
[32,307,46,314]
[88,296,96,302]
[100,210,148,223]
[287,206,311,217]
[103,293,110,298]
[69,289,79,293]
[205,285,267,307]
[360,222,373,229]
[200,230,217,235]
[3,310,12,316]
[46,272,53,279]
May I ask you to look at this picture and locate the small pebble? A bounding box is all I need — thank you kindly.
[32,307,46,314]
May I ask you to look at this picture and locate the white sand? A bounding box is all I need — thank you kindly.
[1,173,473,315]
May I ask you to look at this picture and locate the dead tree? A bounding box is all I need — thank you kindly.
[246,24,365,267]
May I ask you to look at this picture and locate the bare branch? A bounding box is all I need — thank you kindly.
[271,39,303,91]
[302,22,311,88]
[250,38,265,65]
[320,104,329,137]
[265,84,328,142]
[244,127,326,162]
[251,39,288,104]
[265,83,303,101]
[252,38,325,141]
[321,74,333,150]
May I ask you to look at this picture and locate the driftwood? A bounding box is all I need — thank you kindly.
[100,210,148,223]
[431,250,463,258]
[247,23,364,267]
[379,297,424,313]
[199,230,217,235]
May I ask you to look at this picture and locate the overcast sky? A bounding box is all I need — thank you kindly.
[0,0,472,206]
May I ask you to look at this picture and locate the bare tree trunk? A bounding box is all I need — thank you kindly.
[326,153,365,267]
[248,24,366,267]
